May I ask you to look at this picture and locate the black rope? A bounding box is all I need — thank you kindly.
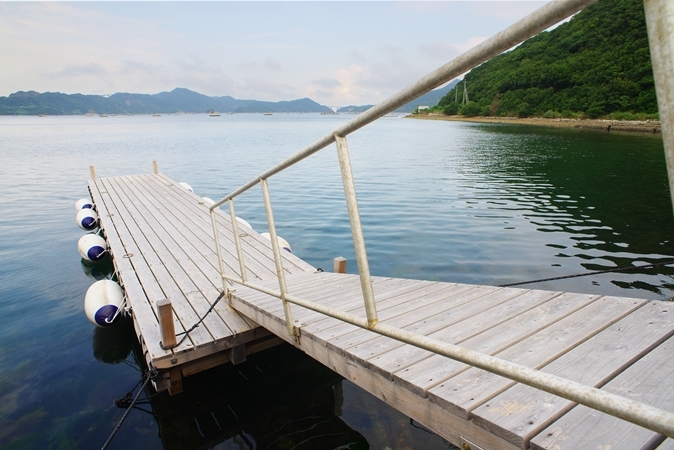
[498,260,674,288]
[101,368,156,450]
[160,291,226,350]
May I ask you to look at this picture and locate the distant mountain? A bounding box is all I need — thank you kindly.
[336,81,461,114]
[0,88,333,115]
[337,105,374,114]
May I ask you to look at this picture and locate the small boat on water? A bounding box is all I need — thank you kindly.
[99,114,109,117]
[152,113,161,117]
[264,112,273,115]
[210,111,221,117]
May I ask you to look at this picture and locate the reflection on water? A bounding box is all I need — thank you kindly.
[447,125,674,295]
[93,317,134,364]
[125,343,451,450]
[81,256,115,281]
[0,114,671,449]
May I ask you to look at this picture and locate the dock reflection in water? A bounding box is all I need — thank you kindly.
[104,338,455,450]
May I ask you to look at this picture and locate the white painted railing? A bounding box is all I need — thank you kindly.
[209,0,674,438]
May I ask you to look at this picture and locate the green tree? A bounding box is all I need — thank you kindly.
[436,0,657,119]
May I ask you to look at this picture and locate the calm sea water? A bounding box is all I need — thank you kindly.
[0,113,671,449]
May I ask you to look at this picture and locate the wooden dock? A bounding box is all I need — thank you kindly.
[88,171,674,449]
[88,171,314,392]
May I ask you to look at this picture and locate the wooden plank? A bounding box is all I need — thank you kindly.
[168,366,183,395]
[120,175,255,333]
[89,179,184,358]
[228,289,522,450]
[110,176,238,340]
[531,334,674,450]
[426,296,646,420]
[303,278,465,340]
[150,173,315,275]
[342,286,537,372]
[134,173,276,280]
[394,292,601,396]
[101,177,212,348]
[152,171,314,273]
[91,177,166,363]
[473,300,674,448]
[269,276,443,325]
[131,174,278,282]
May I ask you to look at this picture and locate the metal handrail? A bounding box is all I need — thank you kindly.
[207,0,674,439]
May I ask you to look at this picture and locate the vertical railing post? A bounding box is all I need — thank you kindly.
[644,0,674,216]
[260,178,296,338]
[334,134,378,328]
[228,199,248,283]
[210,209,229,298]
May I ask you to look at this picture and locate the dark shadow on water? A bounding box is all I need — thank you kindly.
[93,316,135,364]
[80,257,115,281]
[136,344,369,450]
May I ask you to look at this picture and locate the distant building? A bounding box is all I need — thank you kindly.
[417,105,429,111]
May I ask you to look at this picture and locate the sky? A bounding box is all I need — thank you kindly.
[0,1,551,106]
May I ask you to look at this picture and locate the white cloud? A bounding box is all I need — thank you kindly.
[264,57,282,71]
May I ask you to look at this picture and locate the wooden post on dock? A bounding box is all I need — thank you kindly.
[152,160,158,174]
[89,166,96,180]
[334,256,347,274]
[157,299,177,349]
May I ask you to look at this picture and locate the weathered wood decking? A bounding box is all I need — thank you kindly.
[88,172,314,390]
[89,172,674,450]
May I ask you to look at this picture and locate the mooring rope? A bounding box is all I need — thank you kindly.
[160,291,226,350]
[498,260,674,287]
[101,368,156,450]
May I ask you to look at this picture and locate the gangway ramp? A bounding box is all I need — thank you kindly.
[87,171,674,449]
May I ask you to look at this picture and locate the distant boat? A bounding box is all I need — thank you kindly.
[39,114,46,117]
[100,114,109,117]
[152,113,161,117]
[264,112,273,115]
[210,112,221,117]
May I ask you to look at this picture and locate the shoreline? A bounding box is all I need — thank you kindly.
[407,114,662,134]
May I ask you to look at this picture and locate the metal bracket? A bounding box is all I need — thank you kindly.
[292,324,302,344]
[460,437,485,450]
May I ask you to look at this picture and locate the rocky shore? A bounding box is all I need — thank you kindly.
[407,114,662,134]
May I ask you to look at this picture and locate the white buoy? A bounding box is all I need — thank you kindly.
[260,232,292,253]
[78,233,108,263]
[236,217,252,230]
[84,280,124,327]
[202,197,215,206]
[76,208,99,230]
[178,182,193,192]
[75,198,93,210]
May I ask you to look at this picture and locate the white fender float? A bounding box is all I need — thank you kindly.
[260,232,292,253]
[202,197,215,206]
[78,233,108,263]
[76,208,98,230]
[236,217,252,230]
[84,280,123,327]
[178,182,193,192]
[75,198,93,210]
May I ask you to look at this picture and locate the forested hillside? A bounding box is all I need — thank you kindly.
[438,0,657,119]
